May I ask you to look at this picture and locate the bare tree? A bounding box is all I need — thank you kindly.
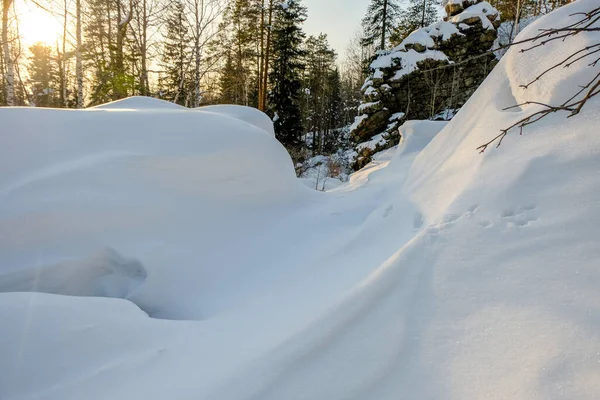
[76,0,83,107]
[478,6,600,152]
[2,0,14,106]
[189,0,224,107]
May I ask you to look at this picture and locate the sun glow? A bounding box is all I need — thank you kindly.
[17,3,64,47]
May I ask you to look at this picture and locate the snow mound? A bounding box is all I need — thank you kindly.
[396,120,447,156]
[198,104,276,137]
[0,248,146,300]
[91,96,187,110]
[0,104,305,320]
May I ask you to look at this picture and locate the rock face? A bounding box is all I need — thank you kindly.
[351,0,500,169]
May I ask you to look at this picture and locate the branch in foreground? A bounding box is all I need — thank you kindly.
[477,6,600,153]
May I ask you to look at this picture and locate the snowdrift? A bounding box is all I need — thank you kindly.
[1,2,600,399]
[0,103,307,321]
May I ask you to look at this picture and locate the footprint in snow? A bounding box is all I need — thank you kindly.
[383,205,394,218]
[501,204,538,228]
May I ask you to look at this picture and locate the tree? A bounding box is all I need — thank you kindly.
[268,0,307,149]
[2,0,14,106]
[189,0,226,108]
[75,0,83,108]
[303,34,338,154]
[361,0,401,51]
[159,0,193,105]
[27,43,60,107]
[217,0,260,106]
[391,0,439,45]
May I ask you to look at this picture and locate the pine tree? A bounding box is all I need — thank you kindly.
[303,34,337,154]
[219,50,242,104]
[391,0,439,45]
[323,68,343,152]
[361,0,401,50]
[217,0,261,106]
[27,43,60,107]
[268,0,307,149]
[159,0,193,106]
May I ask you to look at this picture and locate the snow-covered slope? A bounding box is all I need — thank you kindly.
[1,2,600,399]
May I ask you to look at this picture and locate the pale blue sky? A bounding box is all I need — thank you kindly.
[302,0,370,60]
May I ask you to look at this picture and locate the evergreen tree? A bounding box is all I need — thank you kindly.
[303,34,337,154]
[391,0,439,45]
[219,50,242,104]
[217,0,261,106]
[361,0,401,50]
[27,43,60,107]
[268,0,307,149]
[323,68,343,152]
[159,0,193,106]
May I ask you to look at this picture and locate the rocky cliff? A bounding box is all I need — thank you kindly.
[351,0,501,169]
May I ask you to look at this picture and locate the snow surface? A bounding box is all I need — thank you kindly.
[448,1,499,30]
[198,104,276,137]
[2,2,600,399]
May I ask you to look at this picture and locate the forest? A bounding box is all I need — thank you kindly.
[1,0,572,164]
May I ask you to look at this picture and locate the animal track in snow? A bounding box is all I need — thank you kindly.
[425,205,480,235]
[501,205,538,227]
[479,220,493,228]
[383,205,394,218]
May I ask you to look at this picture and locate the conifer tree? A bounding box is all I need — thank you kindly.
[361,0,401,50]
[391,0,439,45]
[217,0,260,106]
[268,0,307,149]
[27,43,60,107]
[303,34,337,154]
[159,0,193,106]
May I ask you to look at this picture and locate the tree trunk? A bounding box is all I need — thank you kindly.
[380,0,387,50]
[513,0,524,39]
[2,0,14,106]
[258,0,265,110]
[139,0,149,96]
[61,0,68,107]
[262,0,273,110]
[193,0,203,108]
[76,0,83,108]
[114,1,132,100]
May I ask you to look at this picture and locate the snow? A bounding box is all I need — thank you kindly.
[2,2,600,399]
[448,1,499,30]
[401,21,463,50]
[348,113,368,132]
[91,96,187,110]
[0,248,146,299]
[391,49,449,81]
[389,111,406,121]
[357,101,381,113]
[357,133,386,151]
[199,104,276,137]
[363,85,378,97]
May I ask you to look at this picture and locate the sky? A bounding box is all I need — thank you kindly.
[17,0,369,63]
[302,0,370,61]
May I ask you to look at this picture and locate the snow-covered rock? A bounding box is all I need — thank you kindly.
[351,0,501,169]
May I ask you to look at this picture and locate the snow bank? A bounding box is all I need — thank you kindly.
[91,96,187,110]
[0,103,306,322]
[198,104,276,137]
